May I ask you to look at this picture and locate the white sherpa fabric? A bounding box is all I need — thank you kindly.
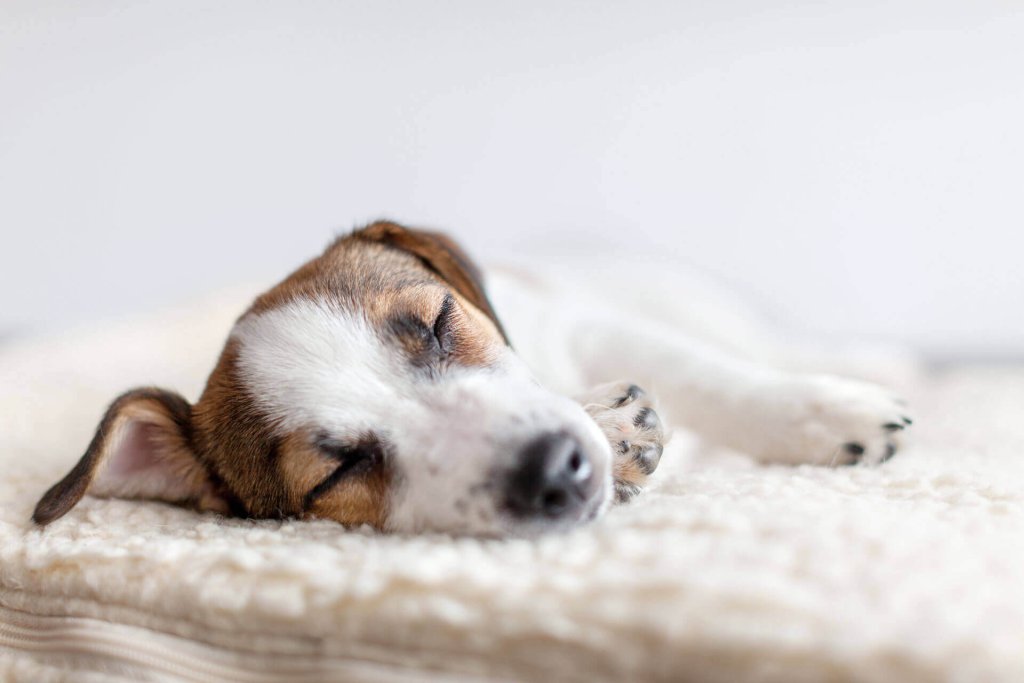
[2,287,1023,682]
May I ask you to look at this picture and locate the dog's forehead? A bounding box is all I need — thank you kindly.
[245,237,505,342]
[228,242,505,434]
[247,242,435,316]
[232,297,405,433]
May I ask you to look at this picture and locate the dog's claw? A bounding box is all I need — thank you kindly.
[844,442,865,457]
[634,406,661,430]
[842,437,901,466]
[635,443,663,475]
[881,442,897,462]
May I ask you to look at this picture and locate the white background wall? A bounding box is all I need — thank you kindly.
[1,1,1022,358]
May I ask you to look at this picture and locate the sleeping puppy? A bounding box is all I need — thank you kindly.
[32,222,911,535]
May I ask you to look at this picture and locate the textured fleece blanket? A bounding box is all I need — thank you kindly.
[1,290,1023,682]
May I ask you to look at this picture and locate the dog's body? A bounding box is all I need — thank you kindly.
[33,222,911,536]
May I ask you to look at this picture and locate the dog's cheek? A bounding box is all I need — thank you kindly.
[302,470,393,529]
[275,431,338,513]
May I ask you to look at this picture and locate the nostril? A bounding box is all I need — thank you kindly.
[541,488,568,514]
[569,448,592,483]
[568,451,582,472]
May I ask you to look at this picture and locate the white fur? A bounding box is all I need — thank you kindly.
[487,265,912,466]
[232,298,612,535]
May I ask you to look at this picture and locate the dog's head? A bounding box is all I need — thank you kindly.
[33,222,613,535]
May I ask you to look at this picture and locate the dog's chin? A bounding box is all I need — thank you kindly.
[384,468,613,538]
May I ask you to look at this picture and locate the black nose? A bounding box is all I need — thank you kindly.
[505,432,594,519]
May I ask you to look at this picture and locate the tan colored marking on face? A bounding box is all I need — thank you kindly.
[447,290,505,366]
[276,429,336,508]
[274,429,394,528]
[301,465,392,528]
[351,221,511,344]
[376,285,503,369]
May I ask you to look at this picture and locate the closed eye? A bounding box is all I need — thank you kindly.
[432,294,456,355]
[304,435,383,508]
[388,294,458,365]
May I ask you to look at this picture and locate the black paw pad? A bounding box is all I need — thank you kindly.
[633,407,661,431]
[843,442,865,463]
[614,384,645,408]
[634,443,663,475]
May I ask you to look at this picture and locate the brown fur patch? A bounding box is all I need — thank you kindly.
[351,221,510,344]
[275,429,393,528]
[301,462,392,529]
[191,340,289,518]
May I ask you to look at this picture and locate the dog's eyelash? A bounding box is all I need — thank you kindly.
[304,437,381,507]
[433,294,456,354]
[388,294,457,364]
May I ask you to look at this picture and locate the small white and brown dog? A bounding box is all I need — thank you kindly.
[33,222,912,536]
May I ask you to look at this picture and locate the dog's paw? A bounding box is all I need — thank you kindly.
[579,382,666,503]
[749,374,912,467]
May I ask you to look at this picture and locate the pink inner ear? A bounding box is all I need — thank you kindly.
[91,419,200,502]
[105,421,164,478]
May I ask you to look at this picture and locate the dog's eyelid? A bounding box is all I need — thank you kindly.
[314,436,351,461]
[304,435,384,508]
[386,295,457,365]
[313,433,381,462]
[434,294,455,329]
[433,294,456,353]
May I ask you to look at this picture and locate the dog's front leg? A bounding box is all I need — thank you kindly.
[571,316,911,468]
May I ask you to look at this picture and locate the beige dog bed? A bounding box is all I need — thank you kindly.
[2,290,1022,682]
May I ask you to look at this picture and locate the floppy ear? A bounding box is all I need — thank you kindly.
[33,388,228,526]
[354,221,511,344]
